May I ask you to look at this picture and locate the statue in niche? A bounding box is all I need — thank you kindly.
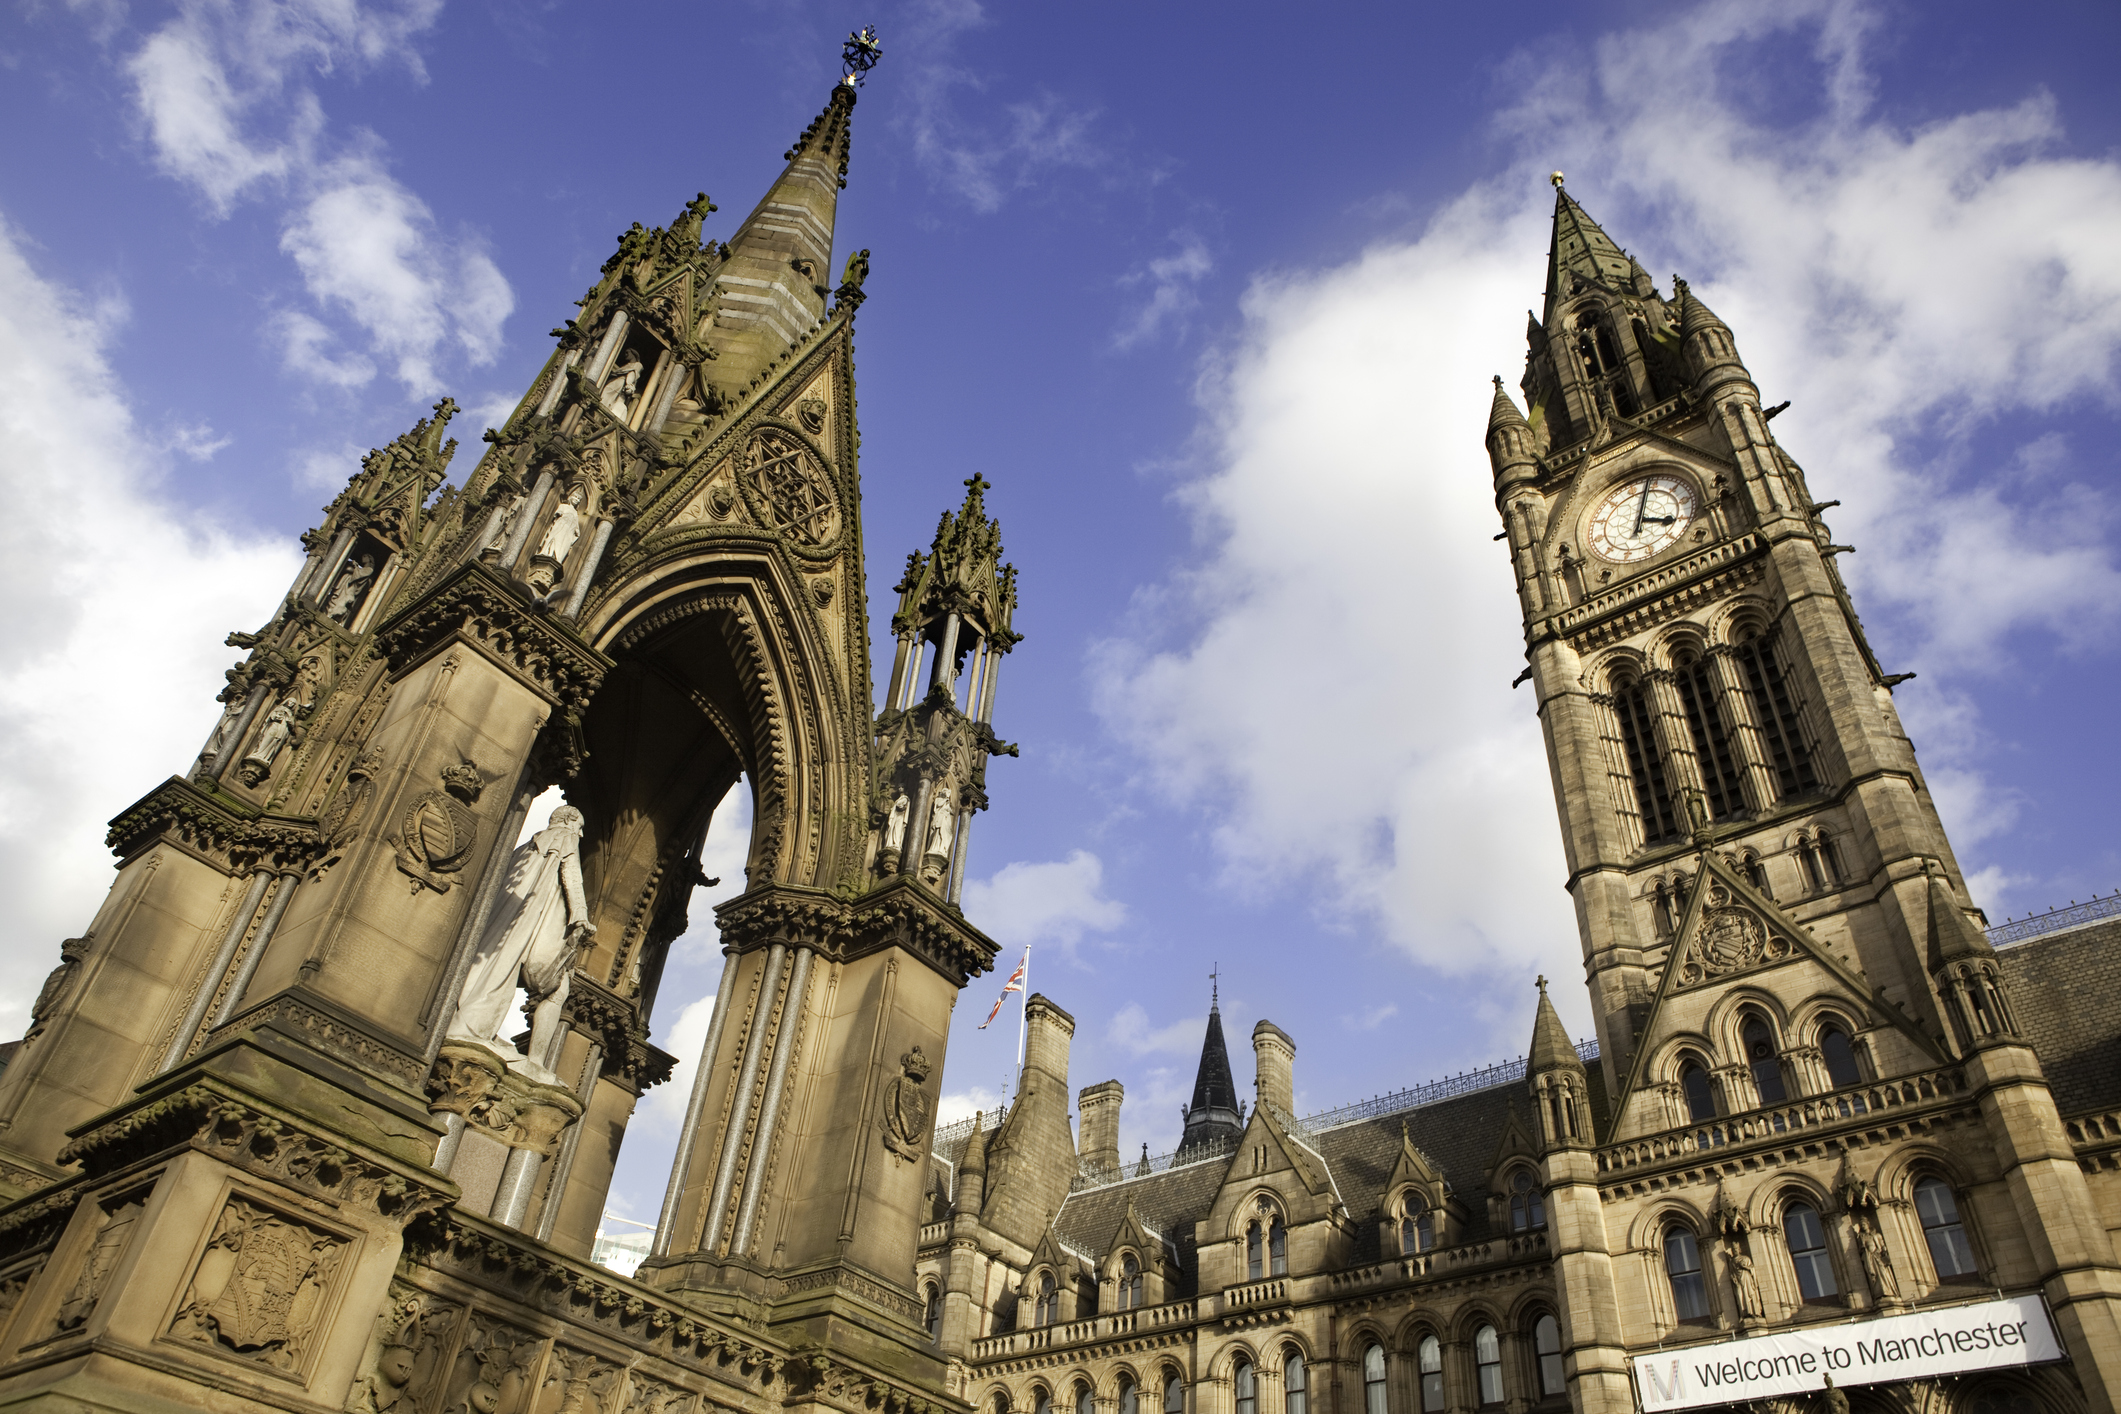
[601,351,644,420]
[201,693,248,768]
[924,787,955,860]
[883,794,910,853]
[1856,1217,1900,1301]
[482,495,526,557]
[1727,1245,1765,1321]
[324,553,377,625]
[449,806,597,1080]
[238,695,304,787]
[537,487,585,564]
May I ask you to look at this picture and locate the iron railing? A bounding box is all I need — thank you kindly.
[1988,892,2121,947]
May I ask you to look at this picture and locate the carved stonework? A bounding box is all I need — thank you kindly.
[541,1348,622,1414]
[52,1194,145,1334]
[1677,882,1789,986]
[428,1044,507,1125]
[737,427,840,555]
[427,1042,583,1156]
[350,1289,459,1414]
[395,762,485,894]
[445,1311,543,1414]
[879,1046,933,1162]
[169,1197,348,1372]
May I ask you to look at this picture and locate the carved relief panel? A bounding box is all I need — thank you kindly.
[166,1193,353,1377]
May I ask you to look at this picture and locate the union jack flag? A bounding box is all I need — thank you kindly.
[979,949,1029,1029]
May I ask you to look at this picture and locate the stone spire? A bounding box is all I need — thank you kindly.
[1179,988,1242,1154]
[1925,863,1996,968]
[1542,179,1640,327]
[1526,975,1583,1077]
[711,81,860,378]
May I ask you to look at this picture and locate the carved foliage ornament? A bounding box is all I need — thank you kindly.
[171,1197,347,1373]
[737,428,839,556]
[879,1046,933,1162]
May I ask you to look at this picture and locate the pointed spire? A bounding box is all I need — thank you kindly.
[1925,863,1995,968]
[1542,178,1638,326]
[1488,374,1530,435]
[712,82,859,373]
[1178,984,1242,1154]
[1527,975,1584,1075]
[1672,276,1730,340]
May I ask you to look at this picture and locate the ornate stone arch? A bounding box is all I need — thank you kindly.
[1704,986,1793,1057]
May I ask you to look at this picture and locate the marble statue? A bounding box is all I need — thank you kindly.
[924,788,955,859]
[449,806,597,1075]
[601,352,643,420]
[1857,1219,1899,1300]
[1729,1246,1764,1320]
[536,486,587,564]
[239,696,302,784]
[883,794,910,852]
[324,554,376,624]
[483,495,525,555]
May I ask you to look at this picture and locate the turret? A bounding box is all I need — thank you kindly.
[1077,1080,1123,1181]
[1525,977,1591,1149]
[1485,375,1538,488]
[1924,861,2020,1050]
[1251,1019,1296,1118]
[1673,275,1756,400]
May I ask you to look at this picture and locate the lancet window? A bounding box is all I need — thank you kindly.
[1418,1336,1445,1412]
[1679,1056,1717,1122]
[1674,649,1747,819]
[1234,1362,1257,1414]
[1474,1325,1505,1406]
[1785,1201,1837,1301]
[1733,626,1820,799]
[1533,1314,1565,1396]
[1916,1177,1980,1280]
[1664,1225,1711,1322]
[1509,1169,1546,1231]
[1742,1015,1788,1105]
[1401,1194,1434,1254]
[1283,1353,1307,1414]
[1612,673,1680,844]
[1118,1252,1142,1309]
[1362,1344,1387,1414]
[1819,1021,1863,1088]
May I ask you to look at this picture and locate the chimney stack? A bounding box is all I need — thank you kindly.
[1077,1081,1123,1179]
[1253,1020,1296,1118]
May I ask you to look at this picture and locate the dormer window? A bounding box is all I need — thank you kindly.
[1034,1271,1058,1327]
[1118,1252,1142,1310]
[1269,1218,1288,1276]
[1509,1170,1546,1231]
[1400,1195,1434,1254]
[1246,1222,1263,1280]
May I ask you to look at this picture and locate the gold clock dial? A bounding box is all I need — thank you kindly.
[1585,474,1699,563]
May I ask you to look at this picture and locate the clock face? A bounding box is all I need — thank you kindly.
[1585,474,1700,563]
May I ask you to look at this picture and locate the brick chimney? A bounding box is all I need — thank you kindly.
[1253,1020,1296,1117]
[1077,1080,1123,1179]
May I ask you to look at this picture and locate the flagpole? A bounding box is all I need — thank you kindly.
[1014,945,1031,1098]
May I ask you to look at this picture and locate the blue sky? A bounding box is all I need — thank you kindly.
[2,0,2118,1224]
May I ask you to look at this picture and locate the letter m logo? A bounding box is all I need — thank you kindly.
[1641,1361,1684,1406]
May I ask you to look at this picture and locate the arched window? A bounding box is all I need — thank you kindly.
[1283,1353,1306,1414]
[995,1393,1012,1414]
[1916,1177,1979,1279]
[1035,1271,1057,1327]
[1119,1252,1142,1310]
[1533,1314,1564,1396]
[1742,1016,1787,1105]
[1075,1384,1092,1414]
[1401,1195,1434,1254]
[1474,1325,1504,1406]
[1362,1343,1387,1414]
[1269,1219,1288,1276]
[1233,1362,1256,1414]
[1613,675,1680,842]
[1119,1379,1137,1414]
[1246,1223,1263,1281]
[1664,1225,1710,1321]
[1674,651,1745,819]
[1732,629,1819,799]
[1032,1391,1049,1414]
[1417,1336,1444,1412]
[1679,1058,1717,1122]
[924,1282,942,1341]
[1509,1170,1546,1231]
[1162,1372,1184,1414]
[1820,1023,1862,1088]
[1784,1201,1836,1300]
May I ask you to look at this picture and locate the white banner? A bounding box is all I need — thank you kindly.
[1632,1295,2063,1411]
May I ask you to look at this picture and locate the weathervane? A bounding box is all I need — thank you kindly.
[842,26,882,86]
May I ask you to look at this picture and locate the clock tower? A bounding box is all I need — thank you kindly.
[1489,179,2121,1409]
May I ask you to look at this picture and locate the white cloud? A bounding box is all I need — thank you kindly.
[937,1084,1007,1129]
[1115,234,1213,350]
[281,153,513,387]
[119,0,508,392]
[898,0,1106,216]
[0,217,298,1036]
[163,421,234,461]
[1109,1002,1206,1058]
[959,849,1127,961]
[1096,0,2121,984]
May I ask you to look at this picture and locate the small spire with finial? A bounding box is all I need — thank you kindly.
[1210,962,1220,1008]
[1551,170,1566,189]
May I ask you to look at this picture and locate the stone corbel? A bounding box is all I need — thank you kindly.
[427,1041,583,1158]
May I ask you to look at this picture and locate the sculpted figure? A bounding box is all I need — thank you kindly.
[924,787,955,859]
[325,554,377,624]
[601,352,643,419]
[483,495,526,555]
[239,696,303,785]
[1857,1219,1900,1300]
[841,248,870,290]
[449,806,597,1073]
[883,794,910,852]
[201,693,247,765]
[536,486,587,564]
[1728,1247,1765,1320]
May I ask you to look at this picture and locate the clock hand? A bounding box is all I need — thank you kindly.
[1641,515,1676,525]
[1633,484,1652,536]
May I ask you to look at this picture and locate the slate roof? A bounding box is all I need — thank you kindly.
[1047,1064,1610,1295]
[2000,918,2121,1117]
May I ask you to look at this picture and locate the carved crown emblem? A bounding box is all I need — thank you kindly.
[899,1046,931,1083]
